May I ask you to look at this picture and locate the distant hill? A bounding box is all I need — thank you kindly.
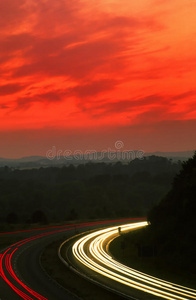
[0,150,194,168]
[144,150,194,160]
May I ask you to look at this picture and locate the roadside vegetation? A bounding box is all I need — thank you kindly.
[110,152,196,289]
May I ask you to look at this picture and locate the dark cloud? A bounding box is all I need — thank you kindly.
[172,91,196,100]
[13,79,117,110]
[85,94,164,117]
[0,104,9,109]
[69,80,118,97]
[12,37,126,79]
[97,15,163,33]
[15,90,63,109]
[0,83,26,95]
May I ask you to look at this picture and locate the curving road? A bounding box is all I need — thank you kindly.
[0,219,134,300]
[0,224,82,300]
[60,221,196,300]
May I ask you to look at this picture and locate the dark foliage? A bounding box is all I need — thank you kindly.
[6,212,18,224]
[31,210,48,224]
[0,156,181,224]
[148,152,196,273]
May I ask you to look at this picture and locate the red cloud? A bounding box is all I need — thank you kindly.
[0,83,27,95]
[82,95,164,116]
[69,80,118,97]
[15,91,63,110]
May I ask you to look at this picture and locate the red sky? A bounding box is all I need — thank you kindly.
[0,0,196,158]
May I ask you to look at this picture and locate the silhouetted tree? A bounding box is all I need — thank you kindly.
[6,212,18,224]
[147,152,196,272]
[31,210,47,224]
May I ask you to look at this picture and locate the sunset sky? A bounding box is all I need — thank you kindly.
[0,0,196,158]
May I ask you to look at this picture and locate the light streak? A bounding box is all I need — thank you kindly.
[0,218,135,299]
[71,222,196,300]
[0,226,83,299]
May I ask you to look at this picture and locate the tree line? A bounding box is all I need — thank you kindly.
[0,156,182,225]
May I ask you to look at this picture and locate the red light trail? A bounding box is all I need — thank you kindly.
[0,218,139,299]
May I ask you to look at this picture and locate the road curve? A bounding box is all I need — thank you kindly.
[60,221,196,300]
[0,219,134,300]
[0,224,81,300]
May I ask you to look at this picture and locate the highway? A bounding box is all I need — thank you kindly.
[0,219,133,300]
[60,221,196,300]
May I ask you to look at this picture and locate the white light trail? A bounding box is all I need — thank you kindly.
[72,222,196,300]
